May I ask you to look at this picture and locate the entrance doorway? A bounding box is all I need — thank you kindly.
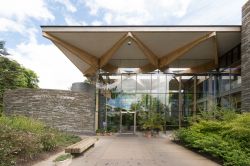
[119,111,136,134]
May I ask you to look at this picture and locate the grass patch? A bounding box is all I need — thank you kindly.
[0,115,81,166]
[174,108,250,166]
[53,153,72,162]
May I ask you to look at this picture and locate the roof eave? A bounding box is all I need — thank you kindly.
[41,25,241,33]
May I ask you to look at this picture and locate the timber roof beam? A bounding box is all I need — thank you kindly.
[129,32,159,67]
[43,32,99,67]
[99,33,130,68]
[159,32,216,68]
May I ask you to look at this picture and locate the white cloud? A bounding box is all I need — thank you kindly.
[83,0,191,24]
[9,39,85,90]
[65,16,87,25]
[178,0,246,25]
[0,18,25,33]
[55,0,77,13]
[0,0,85,90]
[0,0,54,22]
[82,0,247,25]
[104,13,113,25]
[27,28,39,44]
[91,20,103,25]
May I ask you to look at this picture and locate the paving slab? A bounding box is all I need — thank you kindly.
[70,134,220,166]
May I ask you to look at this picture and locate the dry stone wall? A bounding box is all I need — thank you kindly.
[3,88,95,134]
[242,0,250,112]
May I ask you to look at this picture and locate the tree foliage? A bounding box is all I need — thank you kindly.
[131,94,165,132]
[0,56,39,112]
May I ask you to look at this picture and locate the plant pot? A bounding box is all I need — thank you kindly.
[54,158,72,166]
[145,131,152,138]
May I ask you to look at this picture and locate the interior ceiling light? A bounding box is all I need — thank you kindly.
[127,40,132,46]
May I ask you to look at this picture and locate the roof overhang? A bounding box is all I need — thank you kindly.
[41,25,241,76]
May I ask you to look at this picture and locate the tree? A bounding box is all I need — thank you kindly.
[23,69,39,88]
[0,56,39,112]
[0,41,9,56]
[131,94,165,133]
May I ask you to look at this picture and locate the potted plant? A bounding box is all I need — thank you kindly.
[106,127,111,136]
[100,128,105,136]
[96,129,101,136]
[96,129,106,136]
[141,111,164,138]
[106,130,111,136]
[111,127,118,135]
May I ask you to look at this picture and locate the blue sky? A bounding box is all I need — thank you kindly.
[0,0,247,90]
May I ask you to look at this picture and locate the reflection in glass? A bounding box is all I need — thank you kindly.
[136,74,152,93]
[121,74,136,93]
[98,64,241,130]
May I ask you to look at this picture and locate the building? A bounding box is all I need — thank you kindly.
[40,1,250,133]
[3,0,250,134]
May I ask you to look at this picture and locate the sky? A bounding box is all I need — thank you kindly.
[0,0,248,90]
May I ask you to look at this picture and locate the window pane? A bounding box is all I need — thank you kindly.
[122,74,136,93]
[136,74,151,93]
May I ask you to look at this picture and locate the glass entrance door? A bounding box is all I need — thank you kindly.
[119,111,136,134]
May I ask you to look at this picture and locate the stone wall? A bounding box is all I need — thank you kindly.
[242,0,250,112]
[3,88,95,134]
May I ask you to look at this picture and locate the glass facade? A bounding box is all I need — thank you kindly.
[96,44,241,131]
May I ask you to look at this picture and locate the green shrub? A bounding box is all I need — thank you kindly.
[0,115,45,133]
[175,110,250,166]
[40,133,57,151]
[96,128,105,133]
[0,124,17,166]
[0,115,81,166]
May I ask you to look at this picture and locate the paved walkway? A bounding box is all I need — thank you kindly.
[69,134,220,166]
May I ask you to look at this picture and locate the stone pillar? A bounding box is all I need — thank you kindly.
[242,0,250,112]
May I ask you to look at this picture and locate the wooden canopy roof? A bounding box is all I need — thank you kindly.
[41,26,241,76]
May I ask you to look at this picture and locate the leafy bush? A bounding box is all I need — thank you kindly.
[0,124,19,166]
[0,115,45,133]
[0,115,81,166]
[175,110,250,166]
[40,133,57,151]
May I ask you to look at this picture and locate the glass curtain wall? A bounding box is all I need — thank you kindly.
[98,72,185,131]
[97,70,241,131]
[96,44,241,131]
[218,44,241,111]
